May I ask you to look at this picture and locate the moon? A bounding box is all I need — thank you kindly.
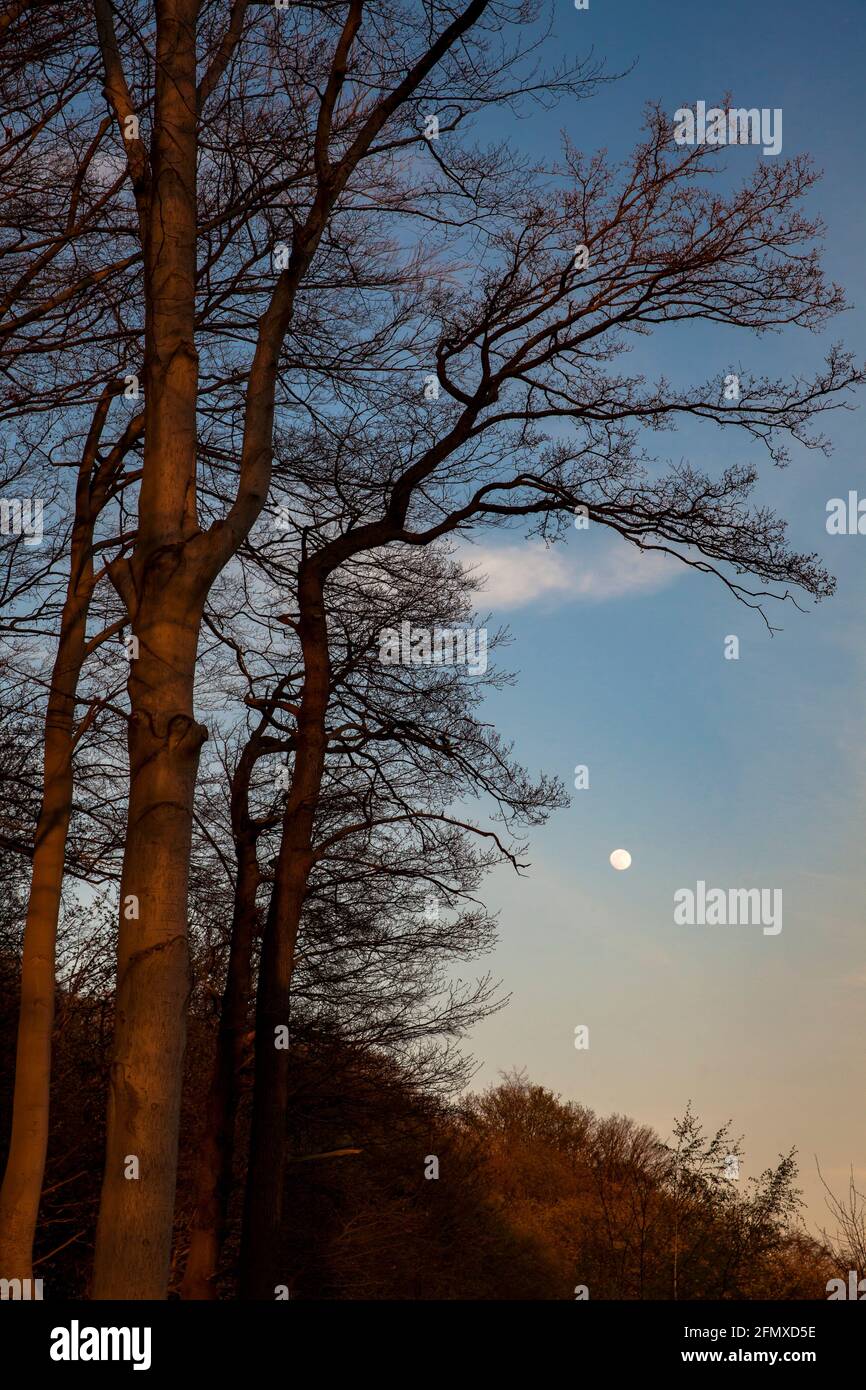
[609,848,632,871]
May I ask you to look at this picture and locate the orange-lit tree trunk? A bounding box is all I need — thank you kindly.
[91,0,307,1294]
[91,0,208,1300]
[90,581,209,1298]
[91,0,494,1298]
[0,392,138,1282]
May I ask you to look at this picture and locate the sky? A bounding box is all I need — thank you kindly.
[453,0,866,1231]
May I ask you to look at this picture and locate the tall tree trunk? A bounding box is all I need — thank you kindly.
[181,803,260,1300]
[91,0,204,1300]
[91,0,439,1297]
[90,0,314,1295]
[0,515,94,1282]
[91,589,207,1297]
[239,562,330,1299]
[0,388,129,1281]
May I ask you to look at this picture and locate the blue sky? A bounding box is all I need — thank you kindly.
[458,0,866,1228]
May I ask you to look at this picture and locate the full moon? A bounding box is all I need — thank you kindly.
[609,848,632,871]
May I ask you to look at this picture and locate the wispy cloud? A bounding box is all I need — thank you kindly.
[460,539,681,610]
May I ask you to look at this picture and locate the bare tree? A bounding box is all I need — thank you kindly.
[818,1161,866,1278]
[0,389,141,1282]
[232,109,862,1290]
[5,0,587,1296]
[1,0,862,1303]
[180,539,544,1295]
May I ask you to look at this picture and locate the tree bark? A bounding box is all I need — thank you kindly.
[91,0,205,1300]
[0,388,132,1281]
[181,790,260,1300]
[90,0,483,1299]
[91,588,208,1297]
[0,507,94,1281]
[239,561,330,1299]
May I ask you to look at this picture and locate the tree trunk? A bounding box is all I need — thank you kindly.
[90,0,376,1297]
[0,516,94,1281]
[91,0,204,1299]
[90,570,209,1298]
[239,562,330,1299]
[181,820,260,1300]
[0,385,130,1279]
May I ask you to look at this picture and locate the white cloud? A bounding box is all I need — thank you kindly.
[461,539,680,610]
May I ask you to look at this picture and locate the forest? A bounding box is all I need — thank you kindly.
[0,0,863,1302]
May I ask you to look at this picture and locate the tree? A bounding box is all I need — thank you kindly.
[90,0,598,1302]
[231,105,862,1286]
[818,1162,866,1282]
[464,1078,817,1300]
[0,0,150,1281]
[6,0,586,1296]
[182,539,551,1295]
[0,391,141,1284]
[1,0,862,1300]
